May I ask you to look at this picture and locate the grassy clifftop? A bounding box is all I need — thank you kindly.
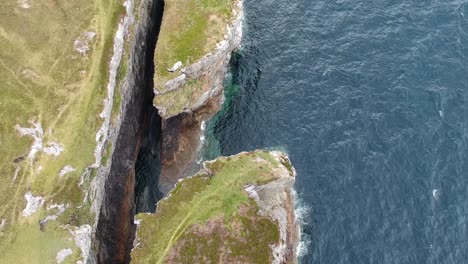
[131,151,296,263]
[0,0,129,262]
[152,0,241,118]
[153,0,234,89]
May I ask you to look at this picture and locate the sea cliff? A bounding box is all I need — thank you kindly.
[93,0,245,261]
[91,0,163,262]
[131,151,300,263]
[154,0,244,194]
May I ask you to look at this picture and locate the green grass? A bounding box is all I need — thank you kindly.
[0,220,79,264]
[131,151,292,263]
[154,0,234,89]
[0,0,129,261]
[152,0,238,118]
[165,210,279,263]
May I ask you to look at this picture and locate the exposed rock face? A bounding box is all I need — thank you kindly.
[158,95,222,193]
[91,0,164,263]
[245,152,300,263]
[156,0,244,194]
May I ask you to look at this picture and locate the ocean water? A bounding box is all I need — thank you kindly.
[203,0,468,263]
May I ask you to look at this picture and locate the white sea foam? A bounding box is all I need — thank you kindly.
[200,121,206,142]
[293,189,311,258]
[196,121,207,164]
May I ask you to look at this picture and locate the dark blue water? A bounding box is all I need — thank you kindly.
[204,0,468,263]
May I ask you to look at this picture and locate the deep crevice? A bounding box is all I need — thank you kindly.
[134,106,164,213]
[95,0,164,262]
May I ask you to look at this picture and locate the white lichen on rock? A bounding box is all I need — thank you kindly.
[56,248,73,263]
[15,122,43,160]
[70,225,92,264]
[86,0,136,224]
[40,203,67,224]
[59,165,76,177]
[74,31,96,55]
[15,121,63,161]
[22,191,45,217]
[12,164,20,182]
[92,0,134,170]
[42,142,64,157]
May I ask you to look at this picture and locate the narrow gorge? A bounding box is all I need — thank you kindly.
[94,0,250,262]
[94,0,304,261]
[93,0,164,262]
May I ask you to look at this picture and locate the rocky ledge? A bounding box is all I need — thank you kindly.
[131,151,300,263]
[153,0,244,193]
[153,0,243,119]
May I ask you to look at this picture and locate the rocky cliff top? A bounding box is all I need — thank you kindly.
[153,0,243,118]
[131,150,299,263]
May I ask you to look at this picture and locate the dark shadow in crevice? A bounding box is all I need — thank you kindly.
[95,0,165,263]
[134,105,164,213]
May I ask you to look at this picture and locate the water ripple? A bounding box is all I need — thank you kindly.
[209,0,468,263]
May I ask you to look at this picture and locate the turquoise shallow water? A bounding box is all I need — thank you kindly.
[203,0,468,263]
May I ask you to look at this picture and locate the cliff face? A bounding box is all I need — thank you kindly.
[91,0,164,262]
[155,0,244,194]
[245,152,300,263]
[131,151,300,263]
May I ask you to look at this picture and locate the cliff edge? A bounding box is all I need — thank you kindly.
[153,0,243,119]
[0,0,144,262]
[152,0,244,193]
[131,151,300,263]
